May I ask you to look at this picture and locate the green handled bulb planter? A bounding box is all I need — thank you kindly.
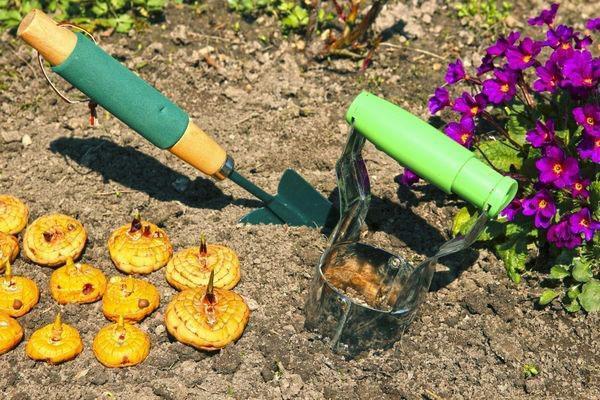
[305,92,518,357]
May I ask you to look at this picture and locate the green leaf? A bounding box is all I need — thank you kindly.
[564,299,581,313]
[475,139,523,173]
[495,235,529,283]
[539,289,559,305]
[549,265,569,280]
[578,280,600,312]
[452,207,471,237]
[572,258,592,283]
[566,284,581,300]
[590,181,600,220]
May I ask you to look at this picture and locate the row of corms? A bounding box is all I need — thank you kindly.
[0,194,250,367]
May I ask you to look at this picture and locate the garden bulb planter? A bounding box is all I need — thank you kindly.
[304,92,518,357]
[18,10,334,229]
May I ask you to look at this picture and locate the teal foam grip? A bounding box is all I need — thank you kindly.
[52,33,188,149]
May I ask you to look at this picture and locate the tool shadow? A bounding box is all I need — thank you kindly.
[49,137,264,210]
[328,177,480,291]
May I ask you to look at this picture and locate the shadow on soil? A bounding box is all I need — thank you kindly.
[327,177,480,291]
[49,137,264,210]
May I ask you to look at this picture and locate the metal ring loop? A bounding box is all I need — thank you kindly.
[37,22,97,104]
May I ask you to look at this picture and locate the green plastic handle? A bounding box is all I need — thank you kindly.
[52,33,189,149]
[345,91,517,217]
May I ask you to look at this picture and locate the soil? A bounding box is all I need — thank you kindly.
[1,0,599,399]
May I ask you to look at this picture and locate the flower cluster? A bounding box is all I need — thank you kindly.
[417,3,600,253]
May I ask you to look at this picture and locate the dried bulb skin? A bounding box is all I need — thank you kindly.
[92,316,151,368]
[23,214,87,267]
[0,312,23,354]
[26,313,83,364]
[0,261,39,317]
[0,195,29,235]
[102,276,160,322]
[0,232,19,272]
[107,217,173,275]
[164,286,250,351]
[50,257,107,304]
[165,237,240,291]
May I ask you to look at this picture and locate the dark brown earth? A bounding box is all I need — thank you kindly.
[1,1,599,399]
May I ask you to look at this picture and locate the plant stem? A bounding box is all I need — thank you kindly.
[481,111,523,149]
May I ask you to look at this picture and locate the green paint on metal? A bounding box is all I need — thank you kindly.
[346,91,517,217]
[52,33,188,149]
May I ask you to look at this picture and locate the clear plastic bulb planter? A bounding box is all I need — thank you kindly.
[304,126,489,358]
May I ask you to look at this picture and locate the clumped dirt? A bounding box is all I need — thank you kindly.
[1,1,599,399]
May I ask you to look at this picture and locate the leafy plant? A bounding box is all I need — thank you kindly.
[0,0,176,33]
[404,3,600,312]
[453,0,512,28]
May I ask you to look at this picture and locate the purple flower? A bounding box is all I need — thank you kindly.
[477,54,495,76]
[570,177,590,199]
[547,219,582,249]
[562,50,597,89]
[528,3,559,26]
[444,117,475,148]
[428,87,451,114]
[535,146,579,188]
[577,135,600,163]
[522,190,556,229]
[545,25,574,52]
[482,69,518,104]
[568,208,600,241]
[501,198,523,221]
[586,18,600,31]
[574,33,592,49]
[486,31,520,57]
[397,169,419,186]
[533,59,561,92]
[573,104,600,137]
[445,59,466,84]
[526,119,555,147]
[452,92,487,117]
[506,38,542,70]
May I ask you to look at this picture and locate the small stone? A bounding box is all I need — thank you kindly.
[261,365,275,382]
[432,63,442,71]
[147,42,164,54]
[89,369,109,385]
[21,134,32,147]
[422,14,432,24]
[152,386,176,400]
[280,373,304,400]
[172,176,190,193]
[155,324,166,335]
[246,297,259,311]
[170,25,191,45]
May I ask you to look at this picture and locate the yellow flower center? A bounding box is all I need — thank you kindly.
[461,133,470,144]
[539,200,547,209]
[595,139,600,148]
[523,55,532,63]
[552,163,563,174]
[575,183,583,191]
[561,43,571,50]
[583,78,593,85]
[586,117,595,126]
[501,84,510,93]
[581,219,589,228]
[470,106,479,115]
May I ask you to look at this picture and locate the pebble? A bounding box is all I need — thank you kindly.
[171,176,190,193]
[21,134,32,147]
[246,297,259,311]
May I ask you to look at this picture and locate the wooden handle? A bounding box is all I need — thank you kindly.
[18,9,228,179]
[17,9,77,66]
[170,121,228,177]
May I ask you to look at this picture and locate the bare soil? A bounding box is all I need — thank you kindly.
[1,1,599,399]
